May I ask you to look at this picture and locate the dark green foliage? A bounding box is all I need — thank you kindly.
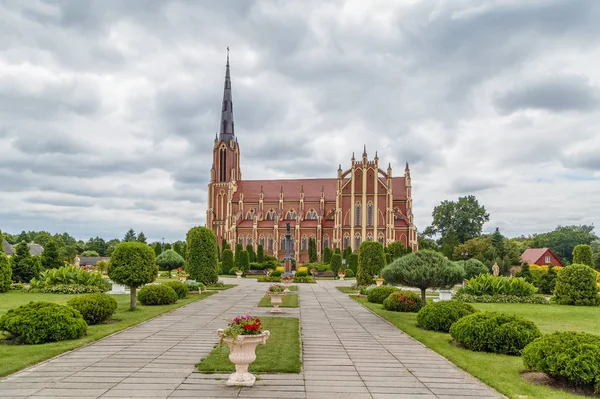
[238,250,249,270]
[382,250,465,306]
[523,331,600,392]
[123,229,137,242]
[367,286,399,304]
[539,263,557,294]
[330,254,342,274]
[0,252,11,293]
[450,312,542,355]
[334,248,341,255]
[417,301,477,332]
[186,226,219,285]
[293,276,316,283]
[222,239,230,252]
[490,227,506,258]
[343,246,352,260]
[532,225,597,264]
[573,244,594,267]
[164,243,172,251]
[221,249,234,275]
[156,250,185,271]
[295,271,308,277]
[460,258,489,280]
[173,242,184,257]
[137,284,178,305]
[152,242,162,256]
[108,242,157,310]
[256,244,264,263]
[270,269,282,277]
[308,238,317,263]
[67,294,118,325]
[10,241,40,283]
[41,240,62,270]
[234,243,243,266]
[595,252,600,271]
[454,293,549,304]
[356,241,386,286]
[345,268,354,278]
[30,265,110,291]
[162,281,187,299]
[383,291,422,312]
[386,241,408,261]
[0,302,87,344]
[246,244,255,262]
[553,264,600,306]
[458,275,536,297]
[323,247,332,264]
[518,262,531,280]
[347,253,358,274]
[137,232,147,243]
[229,267,238,275]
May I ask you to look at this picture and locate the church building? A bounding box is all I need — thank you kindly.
[207,54,418,263]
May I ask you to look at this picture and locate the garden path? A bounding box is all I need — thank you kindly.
[0,278,503,399]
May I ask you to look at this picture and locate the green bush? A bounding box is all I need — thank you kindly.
[0,302,87,344]
[162,281,187,299]
[228,267,238,275]
[0,252,11,293]
[36,284,106,294]
[10,283,24,291]
[156,250,185,271]
[67,294,118,325]
[330,253,342,274]
[186,227,219,285]
[270,269,282,277]
[347,253,358,274]
[109,242,157,310]
[138,284,178,305]
[573,244,594,267]
[258,276,282,282]
[367,286,400,304]
[293,276,316,283]
[553,264,600,306]
[345,268,355,278]
[458,274,536,297]
[295,271,308,277]
[323,247,332,264]
[357,241,386,286]
[460,259,489,280]
[30,266,110,291]
[221,249,234,274]
[449,312,541,355]
[417,301,477,332]
[383,290,422,312]
[238,250,249,271]
[185,280,201,292]
[454,293,549,304]
[523,331,600,392]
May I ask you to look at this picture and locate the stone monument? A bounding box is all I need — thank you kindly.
[74,255,80,267]
[492,262,500,277]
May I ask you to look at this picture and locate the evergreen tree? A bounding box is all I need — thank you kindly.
[173,241,184,257]
[10,241,39,283]
[246,244,255,263]
[308,238,318,263]
[356,242,386,286]
[186,227,219,285]
[323,247,332,264]
[222,239,231,252]
[123,229,137,242]
[164,243,172,250]
[0,251,11,293]
[519,261,532,281]
[155,249,185,271]
[593,252,600,271]
[234,243,243,266]
[347,253,358,274]
[238,250,249,271]
[137,232,147,244]
[41,240,62,270]
[343,246,352,260]
[334,248,341,255]
[573,244,594,267]
[490,228,506,258]
[222,249,234,274]
[330,253,342,274]
[153,242,162,256]
[256,244,264,264]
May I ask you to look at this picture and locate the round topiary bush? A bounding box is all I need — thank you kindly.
[67,293,118,325]
[553,264,600,306]
[450,312,541,355]
[0,301,87,344]
[137,284,178,306]
[523,331,600,392]
[162,281,187,299]
[462,259,489,280]
[383,290,422,312]
[345,268,355,278]
[367,286,400,304]
[417,301,477,332]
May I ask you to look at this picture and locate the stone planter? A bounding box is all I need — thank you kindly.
[217,330,270,387]
[178,275,188,282]
[236,271,243,279]
[282,279,292,293]
[266,292,286,313]
[439,289,453,301]
[338,273,345,281]
[374,277,384,287]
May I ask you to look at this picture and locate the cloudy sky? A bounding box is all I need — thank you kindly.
[1,0,599,242]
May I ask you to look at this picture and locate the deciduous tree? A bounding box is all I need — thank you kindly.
[109,242,157,310]
[532,225,597,264]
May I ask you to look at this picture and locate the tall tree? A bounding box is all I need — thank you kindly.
[246,244,255,263]
[532,225,597,263]
[186,227,219,285]
[41,240,62,270]
[256,244,264,264]
[308,238,318,263]
[323,247,333,264]
[33,231,52,247]
[222,239,231,252]
[153,242,162,256]
[424,195,490,249]
[109,242,157,310]
[123,229,137,242]
[0,228,10,293]
[356,242,386,286]
[573,244,594,267]
[234,243,243,267]
[173,241,184,257]
[10,241,39,283]
[85,237,107,256]
[490,228,506,258]
[137,232,147,244]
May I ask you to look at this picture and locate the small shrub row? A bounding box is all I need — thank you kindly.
[417,301,477,332]
[454,293,549,304]
[293,276,316,284]
[29,284,106,294]
[10,283,25,290]
[185,280,205,292]
[138,284,178,305]
[450,312,541,355]
[367,286,400,304]
[295,271,308,278]
[383,291,422,312]
[458,275,536,297]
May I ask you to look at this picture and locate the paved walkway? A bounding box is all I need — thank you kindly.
[0,279,502,399]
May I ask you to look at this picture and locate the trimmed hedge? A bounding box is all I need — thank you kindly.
[330,253,342,274]
[454,293,549,304]
[186,226,219,285]
[450,312,541,355]
[523,331,600,392]
[367,286,400,304]
[258,276,282,282]
[137,284,178,306]
[553,264,600,306]
[0,302,87,344]
[162,281,188,299]
[417,301,477,332]
[357,241,386,286]
[67,294,118,325]
[383,290,422,312]
[345,268,355,278]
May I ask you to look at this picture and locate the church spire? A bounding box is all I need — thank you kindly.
[219,47,235,142]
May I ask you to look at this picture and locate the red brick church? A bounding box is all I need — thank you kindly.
[207,54,418,263]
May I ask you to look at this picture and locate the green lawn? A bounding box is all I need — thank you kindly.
[337,286,359,294]
[197,317,301,373]
[258,293,299,308]
[205,284,236,291]
[0,291,215,378]
[354,297,600,399]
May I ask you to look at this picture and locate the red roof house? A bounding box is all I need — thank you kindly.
[520,248,564,266]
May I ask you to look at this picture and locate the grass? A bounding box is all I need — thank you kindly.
[258,294,299,307]
[354,297,600,399]
[337,286,359,294]
[0,290,215,378]
[205,284,236,291]
[197,317,301,373]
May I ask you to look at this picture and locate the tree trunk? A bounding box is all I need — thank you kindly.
[420,289,427,307]
[130,286,137,310]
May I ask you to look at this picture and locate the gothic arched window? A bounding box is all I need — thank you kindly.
[259,235,265,248]
[378,232,384,244]
[285,209,297,220]
[343,233,350,249]
[301,236,307,251]
[266,209,276,221]
[367,232,373,241]
[219,147,227,182]
[306,209,318,220]
[367,202,373,226]
[268,235,274,251]
[246,211,253,220]
[323,235,329,249]
[238,236,244,246]
[247,237,252,246]
[280,237,285,250]
[355,202,361,226]
[354,233,361,250]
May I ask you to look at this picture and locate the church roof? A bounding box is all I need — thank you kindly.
[235,178,337,202]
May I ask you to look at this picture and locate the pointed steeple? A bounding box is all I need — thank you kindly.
[219,47,235,142]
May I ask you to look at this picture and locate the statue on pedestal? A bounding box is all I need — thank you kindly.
[74,255,81,267]
[492,262,500,277]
